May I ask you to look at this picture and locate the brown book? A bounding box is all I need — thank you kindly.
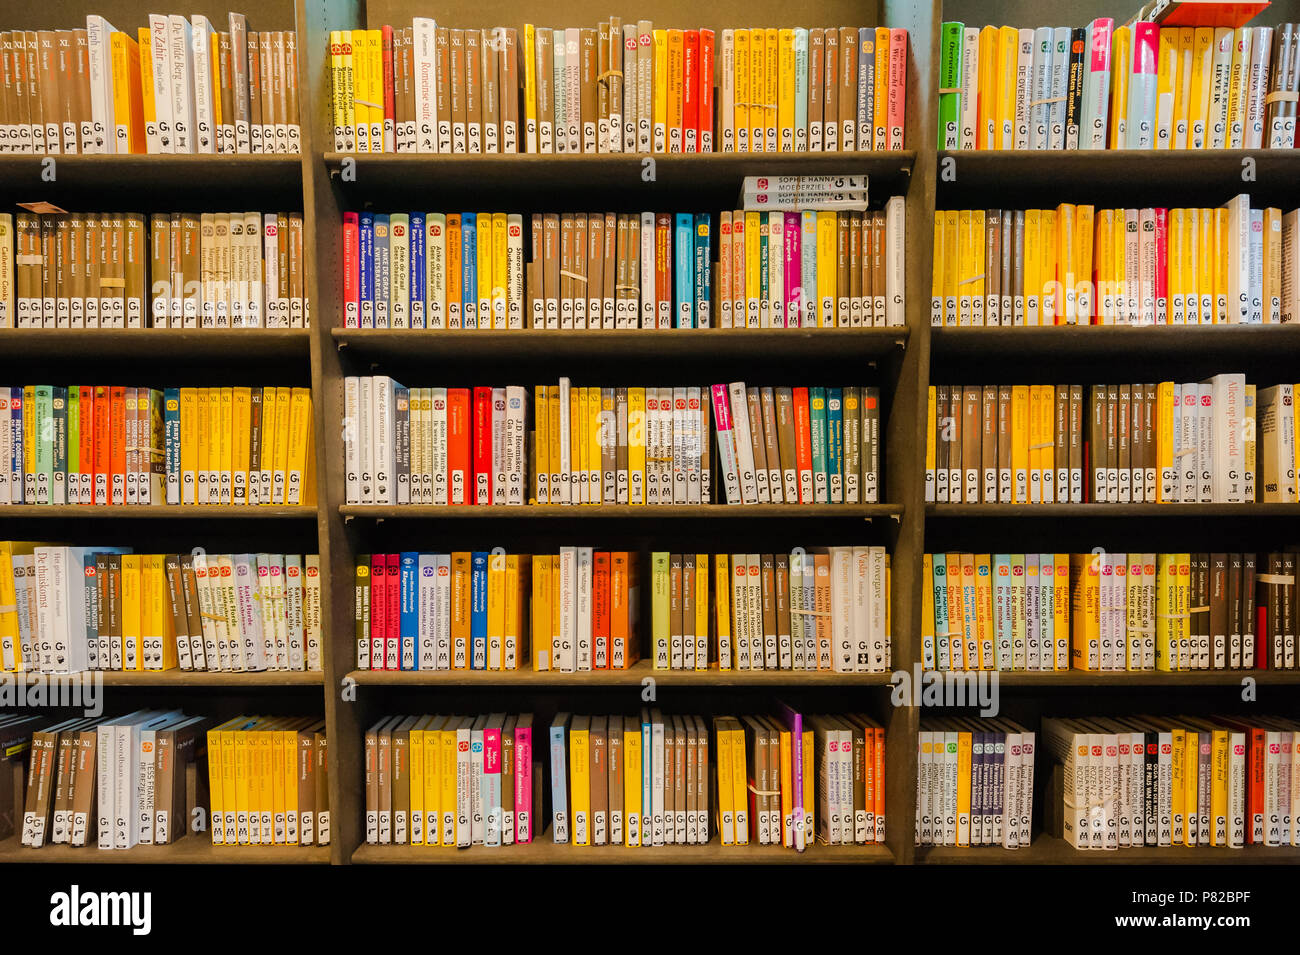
[124,213,145,328]
[258,31,276,153]
[745,387,770,503]
[580,28,598,153]
[314,728,329,845]
[981,385,998,503]
[393,715,417,844]
[589,715,607,844]
[672,715,687,841]
[481,29,500,154]
[1054,385,1069,503]
[996,384,1012,503]
[288,213,305,328]
[24,32,43,153]
[947,385,962,503]
[601,212,616,328]
[464,29,482,154]
[297,725,316,845]
[962,385,980,504]
[587,212,604,328]
[1117,384,1132,502]
[835,211,850,326]
[1088,385,1105,503]
[180,214,201,328]
[1000,211,1014,322]
[154,715,206,844]
[501,28,519,153]
[848,210,863,326]
[271,32,288,154]
[449,29,466,152]
[69,728,97,846]
[285,30,300,150]
[558,213,574,328]
[808,29,824,151]
[1210,553,1228,669]
[51,731,77,844]
[105,553,122,668]
[1069,384,1084,503]
[669,553,684,667]
[681,553,696,664]
[604,714,621,842]
[37,31,59,154]
[1105,384,1119,502]
[839,27,858,151]
[760,554,776,668]
[246,31,263,153]
[683,716,698,841]
[774,386,798,502]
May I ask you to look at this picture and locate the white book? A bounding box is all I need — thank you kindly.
[1013,30,1034,149]
[960,28,980,150]
[576,547,593,670]
[343,376,361,504]
[558,546,577,671]
[1029,28,1053,149]
[168,16,196,153]
[86,16,118,154]
[191,16,216,153]
[726,382,758,504]
[830,547,853,672]
[411,20,436,152]
[1209,27,1235,148]
[505,385,526,505]
[374,376,397,505]
[885,196,906,327]
[147,16,175,153]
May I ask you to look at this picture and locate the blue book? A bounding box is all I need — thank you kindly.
[470,550,488,668]
[399,551,418,669]
[826,388,843,503]
[549,714,571,843]
[461,213,478,329]
[374,214,391,328]
[409,213,426,328]
[163,388,181,504]
[674,213,693,328]
[693,213,711,327]
[359,212,375,328]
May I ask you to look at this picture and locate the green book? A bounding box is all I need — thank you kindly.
[939,22,964,150]
[809,386,829,504]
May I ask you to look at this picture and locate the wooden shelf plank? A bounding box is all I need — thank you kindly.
[94,670,325,687]
[930,325,1300,361]
[0,329,311,362]
[0,154,302,197]
[983,670,1300,687]
[341,503,902,520]
[917,834,1300,865]
[0,836,330,864]
[927,503,1300,518]
[324,151,915,197]
[347,659,892,687]
[352,832,893,865]
[333,327,908,362]
[0,505,317,519]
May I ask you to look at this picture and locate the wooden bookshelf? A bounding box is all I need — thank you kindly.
[7,0,1298,870]
[916,836,1300,866]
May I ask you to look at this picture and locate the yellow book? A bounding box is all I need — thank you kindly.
[1095,209,1113,322]
[816,211,836,326]
[713,553,730,670]
[1210,727,1228,846]
[205,716,244,845]
[1213,207,1229,323]
[220,719,243,844]
[977,25,998,149]
[956,209,973,324]
[624,719,642,846]
[0,543,28,671]
[749,28,766,152]
[339,31,356,149]
[486,551,506,669]
[120,554,143,670]
[1023,209,1041,324]
[801,724,814,839]
[1056,204,1076,324]
[921,552,936,669]
[573,385,587,503]
[873,27,890,148]
[532,384,548,503]
[194,386,212,503]
[996,26,1017,150]
[1113,208,1127,323]
[763,28,778,153]
[216,387,233,505]
[653,30,668,151]
[777,30,795,152]
[329,31,346,147]
[421,716,442,847]
[1156,27,1177,148]
[408,721,425,845]
[586,386,602,503]
[1069,553,1101,670]
[1074,205,1094,322]
[1181,729,1199,845]
[109,32,145,154]
[285,387,313,506]
[666,30,685,152]
[1188,28,1215,148]
[1196,207,1214,324]
[925,386,937,499]
[714,718,733,844]
[272,386,292,505]
[280,726,297,844]
[231,387,251,505]
[145,553,177,670]
[365,31,384,151]
[505,554,522,670]
[1155,552,1178,670]
[1171,726,1186,842]
[1053,554,1070,669]
[1170,207,1186,323]
[970,210,985,325]
[936,209,954,326]
[694,553,709,670]
[1041,208,1058,324]
[1155,381,1175,501]
[1010,385,1029,503]
[1183,208,1199,324]
[546,386,561,503]
[476,211,492,328]
[731,721,750,845]
[491,213,508,329]
[523,25,537,151]
[234,724,254,844]
[956,731,972,845]
[974,554,993,670]
[438,720,457,845]
[734,29,750,153]
[211,32,223,137]
[262,725,280,844]
[137,29,155,142]
[1110,27,1131,149]
[627,387,646,504]
[352,27,371,152]
[1174,28,1194,148]
[569,716,591,846]
[931,213,945,325]
[1175,552,1190,667]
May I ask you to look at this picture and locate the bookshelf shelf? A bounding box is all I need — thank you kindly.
[929,325,1300,361]
[916,835,1300,865]
[94,670,326,687]
[340,503,903,521]
[352,833,894,864]
[0,329,312,362]
[926,503,1300,519]
[0,505,317,520]
[0,836,331,864]
[982,670,1300,687]
[347,659,893,687]
[332,327,909,362]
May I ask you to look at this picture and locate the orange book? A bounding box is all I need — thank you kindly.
[792,387,813,504]
[446,387,470,504]
[93,385,111,504]
[610,550,631,669]
[450,552,471,669]
[592,550,610,670]
[872,723,885,842]
[109,31,146,154]
[109,385,127,504]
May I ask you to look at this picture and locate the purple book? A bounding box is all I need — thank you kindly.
[784,212,802,328]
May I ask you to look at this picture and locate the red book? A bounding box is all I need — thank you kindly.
[1153,208,1168,326]
[370,554,387,669]
[682,30,699,153]
[472,385,493,505]
[886,28,907,150]
[654,212,672,329]
[592,551,610,669]
[342,212,360,327]
[1247,724,1265,844]
[446,387,471,504]
[109,385,126,505]
[386,552,401,668]
[381,25,395,152]
[792,386,813,503]
[78,385,94,505]
[699,29,715,153]
[93,386,110,504]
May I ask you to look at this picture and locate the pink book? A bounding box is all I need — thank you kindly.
[370,554,387,670]
[887,28,908,150]
[385,553,400,669]
[784,213,801,328]
[483,722,502,845]
[515,717,533,843]
[342,212,360,327]
[1154,208,1169,326]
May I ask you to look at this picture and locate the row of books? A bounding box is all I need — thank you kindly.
[328,20,906,155]
[0,15,299,155]
[649,548,890,673]
[0,211,308,330]
[939,20,1300,151]
[931,198,1295,327]
[0,385,316,507]
[923,550,1297,672]
[916,719,1035,848]
[925,376,1259,505]
[0,543,323,674]
[343,378,882,508]
[1043,715,1300,849]
[339,197,905,331]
